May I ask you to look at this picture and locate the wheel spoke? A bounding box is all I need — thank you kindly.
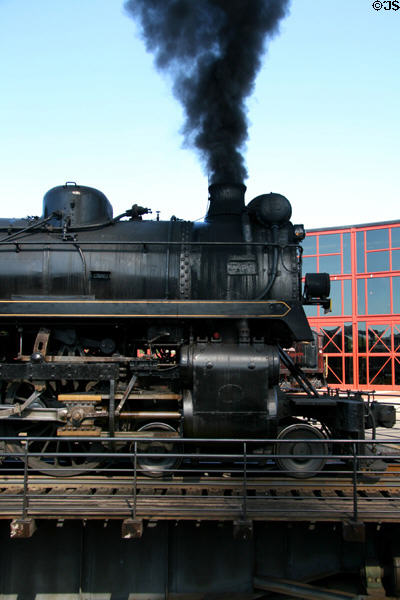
[54,441,60,467]
[41,439,50,454]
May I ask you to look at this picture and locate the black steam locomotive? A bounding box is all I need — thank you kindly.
[0,182,395,476]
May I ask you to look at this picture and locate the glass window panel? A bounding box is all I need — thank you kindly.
[345,357,354,384]
[368,357,392,386]
[343,233,351,274]
[344,322,353,352]
[367,277,390,314]
[394,325,400,352]
[319,234,341,254]
[393,277,400,314]
[358,357,367,384]
[319,254,341,275]
[326,357,343,384]
[392,249,400,271]
[330,280,342,316]
[392,227,400,249]
[322,326,342,353]
[303,256,317,273]
[357,279,366,315]
[368,325,391,353]
[366,251,389,273]
[366,228,389,250]
[302,235,317,255]
[304,305,318,317]
[356,231,365,273]
[343,280,352,315]
[395,357,400,385]
[358,322,366,353]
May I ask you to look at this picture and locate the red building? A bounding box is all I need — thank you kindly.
[303,220,400,391]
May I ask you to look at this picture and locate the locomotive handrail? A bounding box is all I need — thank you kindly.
[0,212,61,244]
[0,240,300,247]
[3,434,399,444]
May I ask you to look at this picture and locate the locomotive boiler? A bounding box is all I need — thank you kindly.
[0,182,395,476]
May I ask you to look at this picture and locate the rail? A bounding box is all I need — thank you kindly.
[1,434,400,531]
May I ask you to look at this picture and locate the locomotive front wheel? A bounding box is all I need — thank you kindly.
[4,382,103,476]
[133,422,182,478]
[274,423,328,478]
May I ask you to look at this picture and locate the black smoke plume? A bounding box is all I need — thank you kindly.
[125,0,290,184]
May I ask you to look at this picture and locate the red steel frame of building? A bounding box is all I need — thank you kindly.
[305,222,400,392]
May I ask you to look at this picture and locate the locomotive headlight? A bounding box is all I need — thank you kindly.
[303,272,331,313]
[293,224,305,240]
[304,272,330,299]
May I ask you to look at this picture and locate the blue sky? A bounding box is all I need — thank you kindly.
[0,0,398,228]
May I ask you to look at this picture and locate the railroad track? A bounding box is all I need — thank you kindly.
[2,472,400,523]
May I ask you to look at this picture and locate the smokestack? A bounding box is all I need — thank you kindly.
[206,183,246,220]
[125,0,290,185]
